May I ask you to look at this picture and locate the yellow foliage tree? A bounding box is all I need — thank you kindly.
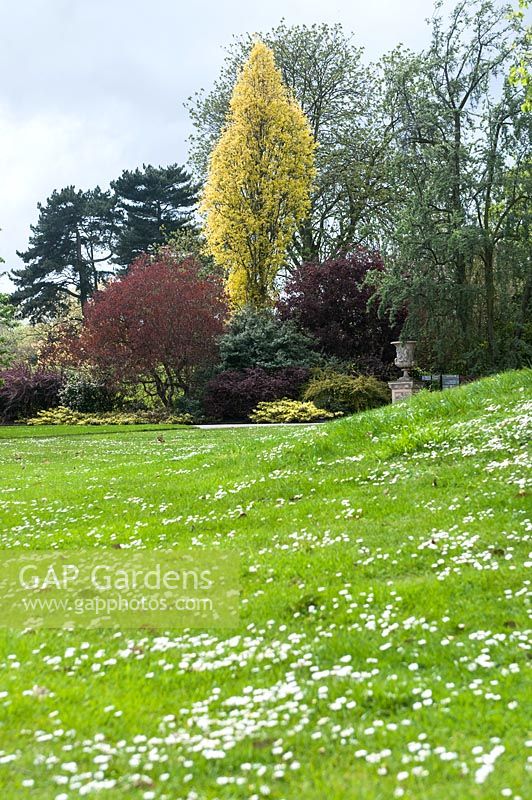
[200,42,316,308]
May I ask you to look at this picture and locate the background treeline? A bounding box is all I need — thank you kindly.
[10,164,196,321]
[0,0,530,424]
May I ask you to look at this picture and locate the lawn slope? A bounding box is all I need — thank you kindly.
[0,369,530,799]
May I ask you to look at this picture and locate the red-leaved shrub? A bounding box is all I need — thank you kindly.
[77,252,227,408]
[0,364,63,422]
[203,367,310,421]
[278,249,400,363]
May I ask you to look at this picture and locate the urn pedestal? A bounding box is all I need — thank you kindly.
[388,340,423,403]
[388,377,423,403]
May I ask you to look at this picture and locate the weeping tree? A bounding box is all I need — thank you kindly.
[200,42,315,308]
[377,0,531,372]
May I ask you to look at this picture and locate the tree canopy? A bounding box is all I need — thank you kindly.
[278,249,400,366]
[375,0,531,371]
[11,187,117,322]
[111,163,197,267]
[201,42,315,308]
[77,251,227,407]
[5,0,531,377]
[189,23,394,264]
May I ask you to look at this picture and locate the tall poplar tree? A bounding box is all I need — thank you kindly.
[188,23,393,264]
[200,42,316,308]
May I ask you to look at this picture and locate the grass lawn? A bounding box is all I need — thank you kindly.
[0,424,187,441]
[0,369,530,799]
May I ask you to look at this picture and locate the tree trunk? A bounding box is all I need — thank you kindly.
[483,245,496,364]
[451,111,469,342]
[76,229,92,315]
[516,267,532,342]
[297,218,318,264]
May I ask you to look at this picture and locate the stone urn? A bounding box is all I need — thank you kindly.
[391,340,417,380]
[388,340,422,403]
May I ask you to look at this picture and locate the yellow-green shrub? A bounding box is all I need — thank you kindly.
[249,399,338,424]
[26,406,193,426]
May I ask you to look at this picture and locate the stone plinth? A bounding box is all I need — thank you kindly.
[388,378,423,404]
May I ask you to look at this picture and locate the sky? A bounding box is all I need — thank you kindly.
[0,0,477,292]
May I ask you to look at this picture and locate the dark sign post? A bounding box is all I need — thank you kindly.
[442,374,460,390]
[421,375,443,391]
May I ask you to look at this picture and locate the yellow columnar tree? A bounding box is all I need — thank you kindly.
[200,42,316,308]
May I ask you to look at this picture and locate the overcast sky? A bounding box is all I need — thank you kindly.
[0,0,473,292]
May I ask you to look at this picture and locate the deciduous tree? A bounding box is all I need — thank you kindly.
[189,23,395,264]
[510,0,532,110]
[277,249,399,366]
[200,42,316,308]
[378,0,531,371]
[78,251,226,407]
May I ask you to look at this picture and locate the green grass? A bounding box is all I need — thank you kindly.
[0,369,530,799]
[0,423,186,440]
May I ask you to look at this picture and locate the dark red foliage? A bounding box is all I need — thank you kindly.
[278,249,400,364]
[78,252,227,408]
[0,363,63,422]
[203,367,310,421]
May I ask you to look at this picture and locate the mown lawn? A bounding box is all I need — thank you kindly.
[0,370,530,799]
[0,423,187,441]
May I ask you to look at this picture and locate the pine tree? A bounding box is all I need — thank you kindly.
[12,187,117,322]
[201,42,315,308]
[112,164,197,268]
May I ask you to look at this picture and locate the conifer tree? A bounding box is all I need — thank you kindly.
[12,187,117,322]
[112,164,197,267]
